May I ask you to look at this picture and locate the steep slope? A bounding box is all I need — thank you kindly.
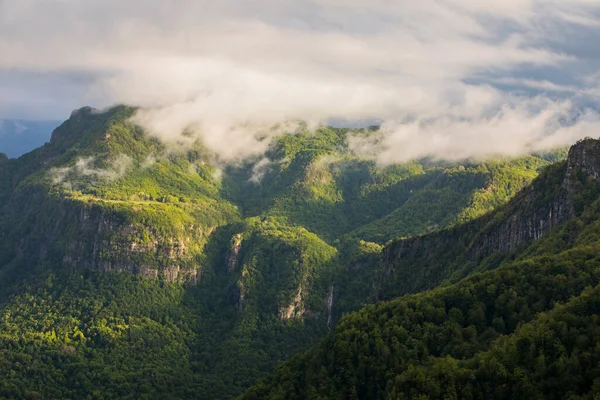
[385,285,600,399]
[0,107,339,398]
[241,246,600,400]
[191,216,338,398]
[348,156,561,243]
[0,108,342,398]
[0,217,338,399]
[240,138,600,400]
[376,139,600,300]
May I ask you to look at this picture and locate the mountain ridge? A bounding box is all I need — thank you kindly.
[376,138,600,300]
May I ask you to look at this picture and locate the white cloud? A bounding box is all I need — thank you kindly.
[489,77,579,93]
[0,0,599,161]
[349,97,600,164]
[248,157,275,184]
[51,154,133,185]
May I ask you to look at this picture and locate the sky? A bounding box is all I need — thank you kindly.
[1,0,600,162]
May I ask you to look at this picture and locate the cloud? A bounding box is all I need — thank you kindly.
[249,157,275,184]
[1,0,600,161]
[248,156,291,183]
[488,77,579,93]
[51,154,133,185]
[349,96,600,164]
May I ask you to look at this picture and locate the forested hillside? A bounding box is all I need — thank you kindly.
[241,246,600,400]
[241,139,600,400]
[0,106,581,399]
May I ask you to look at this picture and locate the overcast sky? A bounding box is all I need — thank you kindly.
[1,0,600,161]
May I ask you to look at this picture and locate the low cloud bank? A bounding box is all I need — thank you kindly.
[1,0,600,162]
[51,154,133,186]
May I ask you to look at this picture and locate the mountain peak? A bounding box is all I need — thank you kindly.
[69,106,98,118]
[566,137,600,182]
[49,105,136,147]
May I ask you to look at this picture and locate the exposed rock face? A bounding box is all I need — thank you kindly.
[160,265,199,285]
[66,205,202,284]
[279,285,305,321]
[227,234,243,273]
[228,234,246,311]
[233,268,248,312]
[10,192,204,285]
[564,138,600,183]
[380,139,600,298]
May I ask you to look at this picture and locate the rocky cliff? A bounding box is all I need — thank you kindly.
[380,138,600,298]
[4,189,208,284]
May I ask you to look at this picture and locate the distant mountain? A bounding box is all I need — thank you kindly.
[0,119,60,158]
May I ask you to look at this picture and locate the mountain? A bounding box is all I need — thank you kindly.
[240,138,600,400]
[0,105,577,399]
[0,119,60,158]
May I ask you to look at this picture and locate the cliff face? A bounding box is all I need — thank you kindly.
[380,139,600,298]
[4,188,209,284]
[62,205,200,284]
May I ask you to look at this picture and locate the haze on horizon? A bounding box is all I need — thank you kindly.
[1,0,600,162]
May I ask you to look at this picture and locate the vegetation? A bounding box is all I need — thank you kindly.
[241,244,600,400]
[0,267,199,399]
[224,129,561,243]
[190,216,338,398]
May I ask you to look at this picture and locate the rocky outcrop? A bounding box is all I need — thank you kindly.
[62,205,203,284]
[380,139,600,298]
[564,138,600,183]
[7,189,205,285]
[227,234,243,273]
[233,268,248,311]
[279,285,305,321]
